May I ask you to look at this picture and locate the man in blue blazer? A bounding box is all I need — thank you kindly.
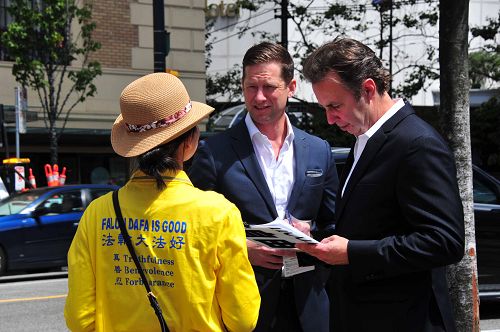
[189,42,338,332]
[297,38,465,331]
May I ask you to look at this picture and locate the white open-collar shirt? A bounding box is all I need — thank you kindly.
[245,113,295,219]
[342,98,405,197]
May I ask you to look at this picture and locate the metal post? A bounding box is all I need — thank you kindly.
[280,0,288,50]
[14,87,20,159]
[153,0,166,73]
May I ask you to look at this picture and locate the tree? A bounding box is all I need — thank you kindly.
[1,0,101,164]
[469,12,500,89]
[439,0,479,330]
[206,64,243,105]
[206,0,443,103]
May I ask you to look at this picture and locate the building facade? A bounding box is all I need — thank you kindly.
[0,0,207,189]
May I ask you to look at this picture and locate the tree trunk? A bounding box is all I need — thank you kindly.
[49,125,58,166]
[48,68,58,166]
[439,0,479,331]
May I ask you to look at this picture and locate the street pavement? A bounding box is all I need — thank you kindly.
[0,272,499,331]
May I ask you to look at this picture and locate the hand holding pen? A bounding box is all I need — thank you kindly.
[285,210,311,236]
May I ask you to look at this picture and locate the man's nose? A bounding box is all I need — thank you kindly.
[255,87,267,101]
[326,111,337,125]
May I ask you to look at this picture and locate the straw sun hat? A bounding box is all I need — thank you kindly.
[111,73,214,157]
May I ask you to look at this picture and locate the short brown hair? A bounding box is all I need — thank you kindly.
[303,38,391,99]
[242,42,294,84]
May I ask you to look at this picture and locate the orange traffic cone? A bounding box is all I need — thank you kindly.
[28,168,37,189]
[59,167,67,185]
[52,164,60,186]
[45,164,56,187]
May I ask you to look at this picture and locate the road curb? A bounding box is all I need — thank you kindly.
[0,271,68,283]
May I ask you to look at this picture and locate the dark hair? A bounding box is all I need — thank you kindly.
[303,38,391,99]
[242,42,294,84]
[136,126,197,190]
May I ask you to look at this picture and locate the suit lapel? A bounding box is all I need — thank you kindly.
[287,128,308,212]
[336,103,415,221]
[335,144,355,218]
[338,144,355,193]
[229,121,278,218]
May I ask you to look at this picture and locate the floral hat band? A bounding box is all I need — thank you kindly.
[125,101,192,133]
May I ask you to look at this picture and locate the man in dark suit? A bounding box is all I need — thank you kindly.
[297,38,465,332]
[189,42,338,332]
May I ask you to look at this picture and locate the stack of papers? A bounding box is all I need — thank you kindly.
[244,218,318,277]
[244,218,319,249]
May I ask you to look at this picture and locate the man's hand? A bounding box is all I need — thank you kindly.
[291,220,311,236]
[247,240,296,269]
[296,235,349,265]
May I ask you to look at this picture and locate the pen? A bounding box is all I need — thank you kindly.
[285,210,293,226]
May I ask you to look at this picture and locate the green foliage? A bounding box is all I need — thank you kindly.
[471,12,500,42]
[393,64,439,98]
[1,0,101,163]
[205,1,500,155]
[206,0,445,101]
[207,2,500,103]
[206,64,242,105]
[469,13,500,89]
[469,51,500,88]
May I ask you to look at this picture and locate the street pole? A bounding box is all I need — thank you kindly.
[280,0,288,50]
[153,0,170,73]
[389,2,393,96]
[14,87,20,159]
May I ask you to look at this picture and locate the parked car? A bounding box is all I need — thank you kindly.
[332,147,500,299]
[208,104,247,132]
[0,184,118,275]
[207,103,313,132]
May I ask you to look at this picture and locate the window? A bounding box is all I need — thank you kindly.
[0,189,41,215]
[42,190,83,214]
[473,171,500,205]
[89,188,114,201]
[0,0,13,61]
[0,1,55,62]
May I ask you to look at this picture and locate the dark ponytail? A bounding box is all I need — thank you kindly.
[136,126,197,190]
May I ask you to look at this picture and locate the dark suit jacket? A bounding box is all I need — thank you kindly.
[189,120,339,332]
[330,103,465,332]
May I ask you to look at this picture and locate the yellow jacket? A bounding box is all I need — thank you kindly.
[65,171,260,332]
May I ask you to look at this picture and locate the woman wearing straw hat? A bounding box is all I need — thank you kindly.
[64,73,260,332]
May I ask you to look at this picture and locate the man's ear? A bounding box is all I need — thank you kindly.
[288,78,297,97]
[362,78,377,100]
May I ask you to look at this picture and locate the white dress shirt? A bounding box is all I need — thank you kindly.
[245,113,295,219]
[342,98,405,197]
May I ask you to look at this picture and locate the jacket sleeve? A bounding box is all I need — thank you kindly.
[188,140,218,191]
[215,204,261,331]
[64,208,97,332]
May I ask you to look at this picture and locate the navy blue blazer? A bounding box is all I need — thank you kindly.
[189,119,338,332]
[330,103,465,332]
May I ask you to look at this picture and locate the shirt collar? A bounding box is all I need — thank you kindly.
[363,98,405,139]
[130,169,192,185]
[245,112,295,146]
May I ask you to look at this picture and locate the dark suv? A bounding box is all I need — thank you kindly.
[331,147,500,299]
